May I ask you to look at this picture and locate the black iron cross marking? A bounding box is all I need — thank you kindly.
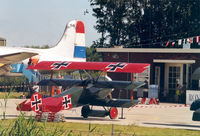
[31,95,42,111]
[51,61,69,69]
[62,95,71,109]
[106,62,127,72]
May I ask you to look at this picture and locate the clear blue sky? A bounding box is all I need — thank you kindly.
[0,0,99,47]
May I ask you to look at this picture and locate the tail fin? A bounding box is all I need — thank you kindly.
[48,20,86,61]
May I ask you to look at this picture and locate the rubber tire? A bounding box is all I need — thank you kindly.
[109,107,118,119]
[81,105,90,118]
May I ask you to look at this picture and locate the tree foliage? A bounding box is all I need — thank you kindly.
[90,0,200,48]
[86,47,102,62]
[0,76,27,92]
[24,45,50,49]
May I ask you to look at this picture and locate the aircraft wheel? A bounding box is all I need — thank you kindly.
[109,107,118,119]
[81,105,90,118]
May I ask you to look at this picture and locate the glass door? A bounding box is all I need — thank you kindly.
[168,66,181,101]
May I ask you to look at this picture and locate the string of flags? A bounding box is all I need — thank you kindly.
[166,36,200,47]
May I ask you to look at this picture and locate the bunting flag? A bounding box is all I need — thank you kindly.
[164,35,200,48]
[166,41,170,47]
[187,38,190,43]
[172,42,175,46]
[196,36,199,43]
[178,39,182,45]
[190,37,193,44]
[183,39,186,44]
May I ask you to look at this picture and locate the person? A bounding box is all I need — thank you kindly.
[143,80,149,89]
[176,83,181,103]
[28,58,32,66]
[32,82,39,93]
[181,82,187,104]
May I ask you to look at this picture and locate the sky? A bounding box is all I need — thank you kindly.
[0,0,99,47]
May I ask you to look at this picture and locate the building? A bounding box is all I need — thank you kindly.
[97,48,200,102]
[0,37,6,46]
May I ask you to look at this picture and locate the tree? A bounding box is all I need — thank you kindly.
[90,0,200,48]
[86,47,102,62]
[24,45,50,49]
[90,0,142,47]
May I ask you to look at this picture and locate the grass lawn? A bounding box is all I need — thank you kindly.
[0,92,27,99]
[0,117,200,136]
[0,92,200,135]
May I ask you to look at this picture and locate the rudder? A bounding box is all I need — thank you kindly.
[48,20,86,61]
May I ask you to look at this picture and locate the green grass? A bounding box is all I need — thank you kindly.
[0,118,200,136]
[0,92,200,135]
[0,92,27,99]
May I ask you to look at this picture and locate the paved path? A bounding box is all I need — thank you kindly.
[1,99,200,130]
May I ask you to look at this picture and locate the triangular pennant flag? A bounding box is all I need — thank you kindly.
[183,39,186,44]
[178,39,182,45]
[196,36,199,43]
[187,38,190,43]
[166,41,170,47]
[172,42,175,46]
[190,37,193,44]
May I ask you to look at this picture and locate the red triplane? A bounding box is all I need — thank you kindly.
[17,61,149,120]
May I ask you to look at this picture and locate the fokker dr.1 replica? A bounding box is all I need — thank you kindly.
[17,61,149,120]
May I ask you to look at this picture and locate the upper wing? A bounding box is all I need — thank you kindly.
[27,61,150,73]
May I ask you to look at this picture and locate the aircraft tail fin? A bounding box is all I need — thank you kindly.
[48,20,86,61]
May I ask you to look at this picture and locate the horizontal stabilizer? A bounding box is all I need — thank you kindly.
[0,52,37,64]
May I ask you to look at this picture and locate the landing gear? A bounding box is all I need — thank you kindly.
[81,105,118,119]
[109,107,118,119]
[81,105,90,118]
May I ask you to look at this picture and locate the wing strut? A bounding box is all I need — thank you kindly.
[131,73,134,101]
[50,71,55,96]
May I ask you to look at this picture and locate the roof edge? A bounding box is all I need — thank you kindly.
[96,48,200,53]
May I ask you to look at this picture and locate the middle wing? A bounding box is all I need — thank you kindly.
[38,79,145,90]
[27,61,150,73]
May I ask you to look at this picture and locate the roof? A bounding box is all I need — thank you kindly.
[0,37,6,41]
[96,48,200,54]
